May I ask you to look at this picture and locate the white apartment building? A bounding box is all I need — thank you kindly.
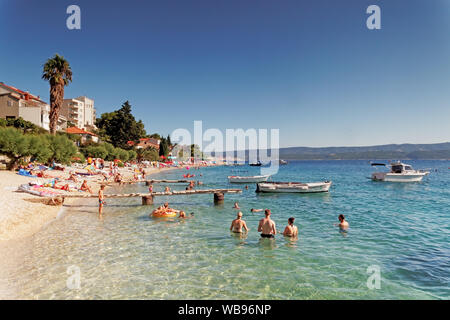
[61,96,96,130]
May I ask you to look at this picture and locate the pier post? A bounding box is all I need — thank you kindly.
[142,195,154,205]
[213,192,224,204]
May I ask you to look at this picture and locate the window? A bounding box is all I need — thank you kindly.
[6,116,15,120]
[391,165,403,173]
[7,100,13,107]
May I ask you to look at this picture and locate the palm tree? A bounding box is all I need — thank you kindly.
[42,54,72,134]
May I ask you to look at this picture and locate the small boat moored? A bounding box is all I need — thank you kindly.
[371,161,429,182]
[249,161,262,167]
[256,181,332,193]
[228,174,271,183]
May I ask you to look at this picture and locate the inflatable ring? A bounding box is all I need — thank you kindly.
[151,208,178,218]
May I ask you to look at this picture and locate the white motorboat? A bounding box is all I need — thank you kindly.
[228,174,271,183]
[371,161,429,182]
[256,181,332,193]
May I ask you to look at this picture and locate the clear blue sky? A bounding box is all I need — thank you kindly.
[1,0,449,147]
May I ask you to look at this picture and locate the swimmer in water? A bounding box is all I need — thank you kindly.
[230,212,249,233]
[336,214,349,231]
[251,208,263,213]
[258,209,276,238]
[178,211,186,218]
[233,202,240,209]
[283,217,298,238]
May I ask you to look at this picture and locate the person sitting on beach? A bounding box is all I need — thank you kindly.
[258,209,276,238]
[80,180,93,194]
[114,173,122,184]
[251,208,263,213]
[233,202,240,209]
[68,172,78,182]
[101,172,109,182]
[336,214,349,231]
[283,217,298,237]
[98,185,106,215]
[230,212,249,233]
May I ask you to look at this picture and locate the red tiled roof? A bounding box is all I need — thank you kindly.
[66,126,97,136]
[0,82,47,104]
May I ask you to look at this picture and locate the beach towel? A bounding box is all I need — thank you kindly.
[17,169,36,177]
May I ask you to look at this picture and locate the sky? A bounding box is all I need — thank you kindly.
[1,0,449,148]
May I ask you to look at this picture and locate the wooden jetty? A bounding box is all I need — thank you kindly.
[60,188,242,205]
[106,179,193,186]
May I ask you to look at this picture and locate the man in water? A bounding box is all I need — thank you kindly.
[233,202,240,209]
[258,209,276,238]
[337,214,349,230]
[230,212,249,233]
[251,208,263,213]
[283,217,298,237]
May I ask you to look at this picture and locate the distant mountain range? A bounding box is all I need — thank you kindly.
[209,142,450,160]
[277,142,450,160]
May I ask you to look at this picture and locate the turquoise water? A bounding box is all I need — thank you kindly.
[1,160,449,299]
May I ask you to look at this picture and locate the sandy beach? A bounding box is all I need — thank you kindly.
[0,162,217,243]
[0,171,66,242]
[0,165,175,243]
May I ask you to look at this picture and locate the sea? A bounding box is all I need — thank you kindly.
[0,160,448,299]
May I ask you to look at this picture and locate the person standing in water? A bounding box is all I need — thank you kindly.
[230,212,249,233]
[233,202,240,209]
[98,185,106,215]
[283,217,298,237]
[337,214,349,230]
[258,209,276,238]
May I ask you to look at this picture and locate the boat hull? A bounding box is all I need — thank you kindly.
[256,181,332,193]
[371,172,428,182]
[228,175,271,183]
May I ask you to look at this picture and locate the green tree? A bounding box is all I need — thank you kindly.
[137,148,159,161]
[0,128,51,169]
[159,137,169,157]
[95,101,146,149]
[42,54,73,135]
[128,149,137,161]
[82,145,108,159]
[44,134,77,164]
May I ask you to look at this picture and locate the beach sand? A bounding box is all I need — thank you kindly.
[0,163,202,242]
[0,171,66,242]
